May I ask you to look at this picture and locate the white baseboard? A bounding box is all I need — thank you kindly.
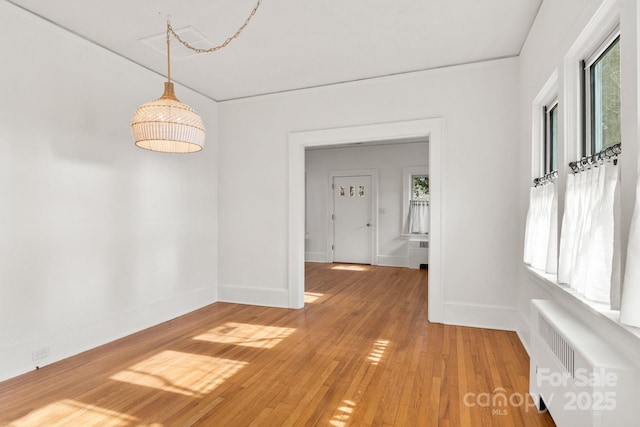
[0,285,217,382]
[303,254,411,268]
[442,302,519,331]
[376,255,409,268]
[305,252,327,263]
[218,284,289,309]
[515,309,532,356]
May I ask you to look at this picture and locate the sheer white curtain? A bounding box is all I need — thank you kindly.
[558,174,577,284]
[408,200,429,234]
[558,163,619,304]
[620,173,640,327]
[523,181,557,273]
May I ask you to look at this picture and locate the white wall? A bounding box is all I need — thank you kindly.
[219,57,521,328]
[305,143,428,266]
[0,2,219,381]
[517,0,640,357]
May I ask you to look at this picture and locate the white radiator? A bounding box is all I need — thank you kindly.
[529,299,639,427]
[407,240,428,269]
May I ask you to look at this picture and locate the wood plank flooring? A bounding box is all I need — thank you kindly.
[0,263,556,426]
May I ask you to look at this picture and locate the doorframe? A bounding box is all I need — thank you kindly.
[288,118,443,324]
[328,170,379,265]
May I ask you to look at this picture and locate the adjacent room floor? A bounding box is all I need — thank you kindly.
[0,263,555,426]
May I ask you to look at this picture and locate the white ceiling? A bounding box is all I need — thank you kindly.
[7,0,542,101]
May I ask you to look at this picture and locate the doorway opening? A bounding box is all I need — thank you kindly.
[288,119,443,323]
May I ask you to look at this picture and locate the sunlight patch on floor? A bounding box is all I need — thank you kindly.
[304,292,325,303]
[194,322,296,349]
[6,399,157,427]
[110,350,246,397]
[329,399,356,426]
[368,339,389,365]
[331,264,369,272]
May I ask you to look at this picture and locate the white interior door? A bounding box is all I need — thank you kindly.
[333,175,372,264]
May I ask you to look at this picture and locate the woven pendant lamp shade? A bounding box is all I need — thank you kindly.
[131,82,205,153]
[131,6,261,152]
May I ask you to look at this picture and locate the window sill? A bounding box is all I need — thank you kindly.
[402,234,429,242]
[525,265,640,341]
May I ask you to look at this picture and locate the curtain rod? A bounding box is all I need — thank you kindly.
[533,170,558,187]
[531,143,622,187]
[569,142,621,174]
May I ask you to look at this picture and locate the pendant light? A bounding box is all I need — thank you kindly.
[131,21,205,153]
[131,2,261,153]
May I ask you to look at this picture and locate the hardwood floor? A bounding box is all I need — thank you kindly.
[0,263,555,426]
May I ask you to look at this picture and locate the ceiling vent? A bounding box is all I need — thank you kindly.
[140,26,213,59]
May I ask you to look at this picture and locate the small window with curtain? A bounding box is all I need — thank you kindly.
[524,76,558,275]
[556,27,621,307]
[408,175,429,235]
[402,166,429,237]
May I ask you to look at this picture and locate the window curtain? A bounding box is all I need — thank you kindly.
[557,164,619,305]
[620,173,640,327]
[523,181,557,273]
[408,200,429,234]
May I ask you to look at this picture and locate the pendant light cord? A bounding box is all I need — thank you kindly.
[166,20,172,83]
[167,0,261,54]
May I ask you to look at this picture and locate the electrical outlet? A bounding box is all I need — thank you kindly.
[32,347,49,361]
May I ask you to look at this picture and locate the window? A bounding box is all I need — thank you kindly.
[525,74,559,274]
[553,26,622,306]
[532,71,558,181]
[544,100,559,174]
[583,31,620,155]
[412,176,429,201]
[402,166,429,236]
[408,175,429,234]
[525,99,558,273]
